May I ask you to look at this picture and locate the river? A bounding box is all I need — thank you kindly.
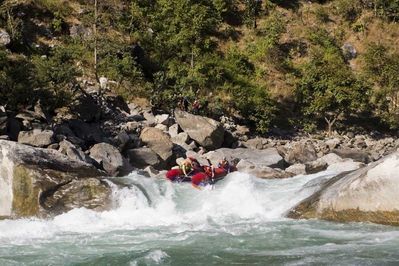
[1,171,399,265]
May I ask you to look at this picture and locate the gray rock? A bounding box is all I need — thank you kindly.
[288,151,399,226]
[89,143,127,176]
[128,103,141,116]
[142,110,156,126]
[18,129,54,147]
[59,140,90,163]
[122,121,141,134]
[125,134,142,150]
[305,159,328,174]
[342,43,357,60]
[0,29,10,46]
[318,153,344,165]
[203,147,285,169]
[332,148,370,163]
[168,124,179,138]
[143,166,160,178]
[41,178,111,215]
[285,164,307,175]
[155,124,168,132]
[140,127,174,164]
[175,110,225,150]
[243,137,265,150]
[326,160,364,172]
[126,147,161,169]
[155,114,171,126]
[47,143,59,150]
[284,142,317,164]
[234,125,250,140]
[114,131,131,150]
[171,132,190,145]
[325,138,341,150]
[0,140,106,219]
[236,159,293,179]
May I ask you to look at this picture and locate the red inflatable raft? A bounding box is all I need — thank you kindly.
[165,165,236,187]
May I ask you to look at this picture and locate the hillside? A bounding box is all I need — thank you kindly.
[1,0,399,135]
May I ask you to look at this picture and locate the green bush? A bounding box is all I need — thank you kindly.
[363,43,399,129]
[0,49,37,110]
[295,29,370,133]
[32,45,82,111]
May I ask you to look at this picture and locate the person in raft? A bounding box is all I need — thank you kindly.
[181,157,202,176]
[191,158,237,187]
[166,157,202,181]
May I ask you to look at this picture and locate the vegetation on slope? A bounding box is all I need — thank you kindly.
[1,0,399,135]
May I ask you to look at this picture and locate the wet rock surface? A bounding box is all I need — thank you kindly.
[0,140,108,219]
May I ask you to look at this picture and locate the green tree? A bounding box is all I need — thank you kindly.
[296,30,369,134]
[363,43,399,128]
[33,46,82,110]
[0,48,36,109]
[244,0,262,29]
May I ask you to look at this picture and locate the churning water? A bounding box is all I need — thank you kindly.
[1,171,399,265]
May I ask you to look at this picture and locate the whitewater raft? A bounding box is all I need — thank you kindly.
[165,165,236,187]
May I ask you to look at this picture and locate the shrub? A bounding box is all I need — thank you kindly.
[32,45,82,111]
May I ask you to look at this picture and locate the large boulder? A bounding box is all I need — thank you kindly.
[140,127,174,165]
[236,159,293,179]
[126,147,161,169]
[89,143,130,176]
[332,148,370,163]
[203,147,285,169]
[18,129,54,147]
[58,140,94,165]
[284,142,317,164]
[174,110,225,150]
[41,178,111,215]
[0,140,108,219]
[287,152,399,226]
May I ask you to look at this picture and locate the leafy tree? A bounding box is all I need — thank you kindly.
[248,10,286,69]
[244,0,263,29]
[33,46,82,111]
[296,29,370,134]
[0,48,36,109]
[363,43,399,128]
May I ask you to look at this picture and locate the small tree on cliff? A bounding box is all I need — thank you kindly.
[244,0,262,29]
[296,30,369,134]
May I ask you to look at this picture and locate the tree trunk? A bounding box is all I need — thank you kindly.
[94,0,98,84]
[325,116,338,136]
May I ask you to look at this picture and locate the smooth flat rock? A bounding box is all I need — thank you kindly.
[288,152,399,226]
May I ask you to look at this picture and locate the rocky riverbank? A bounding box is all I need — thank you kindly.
[1,90,399,224]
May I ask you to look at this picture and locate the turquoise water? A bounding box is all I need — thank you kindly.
[1,172,399,265]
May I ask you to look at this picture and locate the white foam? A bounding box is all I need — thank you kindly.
[0,170,339,243]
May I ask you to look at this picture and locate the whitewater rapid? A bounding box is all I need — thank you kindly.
[1,170,399,265]
[0,171,329,240]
